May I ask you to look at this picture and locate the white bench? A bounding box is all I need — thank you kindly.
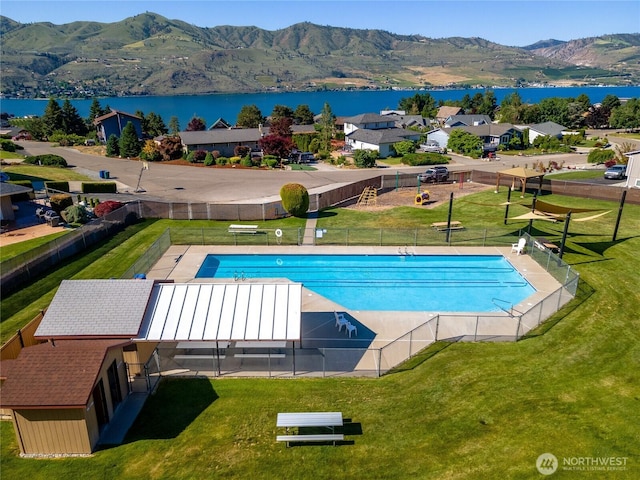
[276,434,344,447]
[228,224,258,234]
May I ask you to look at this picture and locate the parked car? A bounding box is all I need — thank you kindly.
[604,165,627,180]
[418,166,449,183]
[288,151,315,164]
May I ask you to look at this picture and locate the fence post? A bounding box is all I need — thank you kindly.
[515,316,522,340]
[435,315,440,340]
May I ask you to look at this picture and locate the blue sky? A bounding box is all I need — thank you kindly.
[1,0,638,47]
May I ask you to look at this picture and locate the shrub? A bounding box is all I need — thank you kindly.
[604,159,617,168]
[229,156,241,165]
[587,149,615,164]
[204,152,215,166]
[23,154,68,167]
[240,155,253,167]
[353,149,378,168]
[279,183,309,217]
[81,182,117,193]
[49,132,85,146]
[62,204,90,224]
[234,145,251,157]
[0,139,17,152]
[401,152,449,167]
[44,181,70,193]
[216,156,229,166]
[193,149,208,163]
[265,158,279,168]
[94,200,124,217]
[106,134,120,157]
[49,193,73,214]
[393,140,416,156]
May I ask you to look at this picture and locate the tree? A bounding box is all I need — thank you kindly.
[186,116,206,131]
[236,104,264,128]
[61,99,87,136]
[317,102,335,152]
[145,112,168,137]
[601,95,621,112]
[168,116,181,134]
[158,136,183,161]
[258,134,294,164]
[609,98,640,130]
[118,121,141,157]
[41,98,63,136]
[293,104,315,125]
[88,98,107,124]
[141,139,161,161]
[269,117,293,137]
[447,129,483,157]
[398,93,437,118]
[271,104,294,121]
[393,140,416,156]
[106,134,119,157]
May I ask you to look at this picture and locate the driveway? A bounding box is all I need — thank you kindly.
[14,141,596,203]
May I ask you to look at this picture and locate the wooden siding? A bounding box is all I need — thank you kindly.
[123,341,158,376]
[1,311,46,361]
[13,408,92,455]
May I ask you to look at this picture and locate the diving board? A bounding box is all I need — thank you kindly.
[137,282,303,342]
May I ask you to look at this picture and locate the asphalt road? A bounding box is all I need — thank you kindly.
[13,140,616,203]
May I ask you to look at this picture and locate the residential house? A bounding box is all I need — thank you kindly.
[444,114,492,128]
[436,106,462,125]
[624,150,640,189]
[426,123,522,155]
[179,125,316,157]
[343,113,421,158]
[522,121,568,145]
[94,109,143,143]
[208,118,233,130]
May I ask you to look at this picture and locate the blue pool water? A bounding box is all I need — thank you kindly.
[195,254,535,312]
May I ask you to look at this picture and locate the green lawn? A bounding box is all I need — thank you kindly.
[2,164,94,183]
[546,169,604,181]
[1,192,639,479]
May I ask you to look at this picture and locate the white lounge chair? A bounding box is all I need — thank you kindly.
[334,311,349,331]
[511,237,526,255]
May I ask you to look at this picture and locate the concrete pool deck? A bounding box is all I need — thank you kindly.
[145,246,564,360]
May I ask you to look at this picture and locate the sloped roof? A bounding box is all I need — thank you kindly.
[498,167,545,179]
[0,339,128,408]
[436,106,462,119]
[456,123,518,137]
[93,109,141,124]
[0,182,32,198]
[35,279,156,339]
[529,121,567,136]
[344,113,391,124]
[347,127,417,145]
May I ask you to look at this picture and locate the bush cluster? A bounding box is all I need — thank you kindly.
[0,139,17,152]
[45,181,70,193]
[401,152,449,166]
[587,149,615,164]
[81,182,117,193]
[94,200,124,218]
[49,193,73,214]
[23,154,68,167]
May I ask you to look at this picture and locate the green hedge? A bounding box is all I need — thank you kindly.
[401,152,450,166]
[45,181,70,193]
[23,154,68,167]
[81,182,117,193]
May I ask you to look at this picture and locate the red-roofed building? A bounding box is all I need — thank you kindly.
[0,340,131,455]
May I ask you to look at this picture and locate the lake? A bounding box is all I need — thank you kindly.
[2,86,639,129]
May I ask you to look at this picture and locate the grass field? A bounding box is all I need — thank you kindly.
[1,191,639,479]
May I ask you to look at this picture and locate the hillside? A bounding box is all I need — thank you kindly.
[1,12,638,98]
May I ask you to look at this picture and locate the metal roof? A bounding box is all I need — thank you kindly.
[136,282,302,342]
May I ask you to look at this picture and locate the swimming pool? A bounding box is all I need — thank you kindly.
[196,254,535,312]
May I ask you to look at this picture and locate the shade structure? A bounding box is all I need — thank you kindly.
[137,282,302,342]
[495,167,545,197]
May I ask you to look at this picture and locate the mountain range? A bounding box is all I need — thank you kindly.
[1,12,638,98]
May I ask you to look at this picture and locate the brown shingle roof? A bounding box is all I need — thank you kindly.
[0,340,127,409]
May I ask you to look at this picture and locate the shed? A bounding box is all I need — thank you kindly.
[0,339,131,455]
[0,182,33,222]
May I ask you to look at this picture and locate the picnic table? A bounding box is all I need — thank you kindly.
[431,221,464,231]
[276,412,344,446]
